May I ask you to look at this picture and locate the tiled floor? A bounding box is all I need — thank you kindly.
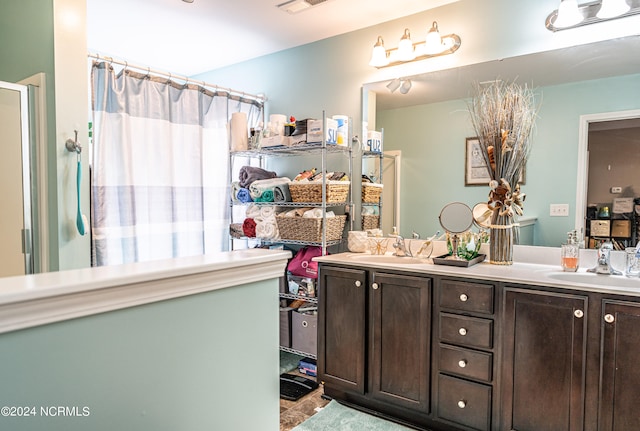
[280,371,329,431]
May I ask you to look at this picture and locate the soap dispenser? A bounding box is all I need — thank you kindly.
[561,230,580,272]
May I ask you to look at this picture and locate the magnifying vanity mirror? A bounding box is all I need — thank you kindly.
[439,202,473,261]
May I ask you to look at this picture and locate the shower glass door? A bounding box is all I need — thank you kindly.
[0,80,33,276]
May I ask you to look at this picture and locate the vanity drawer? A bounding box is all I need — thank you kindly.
[439,313,493,349]
[439,344,493,383]
[437,373,492,431]
[440,280,494,315]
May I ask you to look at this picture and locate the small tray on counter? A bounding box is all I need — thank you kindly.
[432,254,486,267]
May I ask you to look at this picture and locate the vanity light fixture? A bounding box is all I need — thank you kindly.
[369,21,461,68]
[546,0,640,31]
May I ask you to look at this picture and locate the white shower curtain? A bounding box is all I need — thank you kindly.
[91,61,262,266]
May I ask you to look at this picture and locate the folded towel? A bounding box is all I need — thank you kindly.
[229,223,244,239]
[254,189,274,202]
[282,207,314,217]
[273,183,291,202]
[231,182,242,203]
[236,187,253,203]
[245,204,261,219]
[259,205,277,219]
[239,166,277,188]
[249,177,291,199]
[242,218,257,238]
[302,208,335,218]
[255,215,279,240]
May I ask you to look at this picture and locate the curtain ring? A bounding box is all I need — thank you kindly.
[146,66,151,80]
[166,72,172,85]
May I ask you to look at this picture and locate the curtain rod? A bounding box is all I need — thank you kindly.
[88,52,266,105]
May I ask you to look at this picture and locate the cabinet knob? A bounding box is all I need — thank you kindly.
[458,359,467,368]
[574,309,584,318]
[458,327,467,336]
[354,280,361,287]
[372,282,379,290]
[459,293,468,302]
[457,400,467,409]
[604,313,615,323]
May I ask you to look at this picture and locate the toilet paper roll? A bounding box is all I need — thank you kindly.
[230,112,248,152]
[269,114,287,136]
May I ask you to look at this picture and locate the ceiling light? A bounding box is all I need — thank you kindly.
[369,36,389,67]
[399,79,412,95]
[546,0,640,31]
[369,21,461,68]
[277,0,312,14]
[386,78,401,93]
[597,0,630,18]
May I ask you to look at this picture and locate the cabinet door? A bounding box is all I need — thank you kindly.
[600,300,640,431]
[502,288,587,431]
[370,272,431,412]
[318,265,367,394]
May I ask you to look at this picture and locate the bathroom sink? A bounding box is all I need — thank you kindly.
[347,254,427,265]
[544,271,640,288]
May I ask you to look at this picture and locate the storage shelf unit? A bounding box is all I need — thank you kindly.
[229,111,352,361]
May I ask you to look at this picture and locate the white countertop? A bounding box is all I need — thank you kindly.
[0,248,291,334]
[315,244,640,297]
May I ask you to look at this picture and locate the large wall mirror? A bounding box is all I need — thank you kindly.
[363,36,640,247]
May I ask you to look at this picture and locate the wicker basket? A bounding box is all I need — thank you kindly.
[276,214,347,242]
[289,181,350,204]
[362,183,383,203]
[362,215,380,230]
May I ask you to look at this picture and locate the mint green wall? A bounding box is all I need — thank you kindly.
[0,280,280,431]
[0,0,59,271]
[378,74,640,247]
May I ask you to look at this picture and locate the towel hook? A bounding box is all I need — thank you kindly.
[65,130,82,156]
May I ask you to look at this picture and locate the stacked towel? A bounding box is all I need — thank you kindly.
[273,183,292,202]
[281,208,335,218]
[245,204,279,239]
[229,223,244,239]
[239,166,277,188]
[242,218,256,238]
[231,181,253,203]
[254,190,274,203]
[249,177,291,201]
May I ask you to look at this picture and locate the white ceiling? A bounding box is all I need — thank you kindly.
[86,0,458,76]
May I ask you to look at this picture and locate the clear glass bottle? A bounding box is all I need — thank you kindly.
[561,231,580,272]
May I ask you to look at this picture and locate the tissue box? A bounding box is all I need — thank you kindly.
[307,118,337,144]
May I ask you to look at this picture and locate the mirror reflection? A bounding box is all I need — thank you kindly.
[363,36,640,247]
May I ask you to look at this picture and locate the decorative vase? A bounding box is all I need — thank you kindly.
[489,212,514,265]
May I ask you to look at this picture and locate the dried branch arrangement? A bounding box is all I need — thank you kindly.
[467,80,539,264]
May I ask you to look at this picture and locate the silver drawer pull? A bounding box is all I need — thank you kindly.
[355,280,361,287]
[604,313,615,323]
[457,400,467,409]
[372,282,379,290]
[459,293,468,302]
[574,309,584,318]
[458,360,467,368]
[458,327,467,336]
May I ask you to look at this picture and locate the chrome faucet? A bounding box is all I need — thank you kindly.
[588,241,622,275]
[392,235,412,257]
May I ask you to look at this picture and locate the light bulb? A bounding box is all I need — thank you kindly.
[596,0,630,18]
[554,0,584,28]
[397,29,415,61]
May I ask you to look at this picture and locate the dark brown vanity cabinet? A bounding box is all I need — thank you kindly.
[435,279,496,431]
[599,300,640,431]
[502,287,588,431]
[318,265,432,416]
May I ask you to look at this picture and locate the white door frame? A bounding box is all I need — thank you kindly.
[576,108,640,234]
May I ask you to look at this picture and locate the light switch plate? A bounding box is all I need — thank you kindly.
[550,204,569,217]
